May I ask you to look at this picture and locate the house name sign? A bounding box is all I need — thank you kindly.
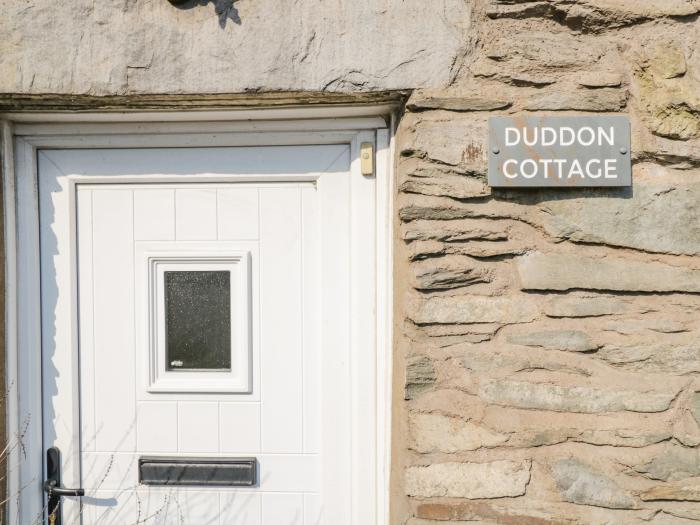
[488,116,631,187]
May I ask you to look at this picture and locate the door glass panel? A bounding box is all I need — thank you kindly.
[164,270,231,371]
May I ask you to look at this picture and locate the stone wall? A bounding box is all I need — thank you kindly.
[395,1,700,524]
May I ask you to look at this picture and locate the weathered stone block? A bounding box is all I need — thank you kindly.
[598,344,700,374]
[405,356,437,400]
[403,225,508,243]
[517,252,700,292]
[552,458,638,509]
[577,72,623,88]
[641,478,700,502]
[412,263,492,291]
[487,0,700,32]
[576,429,671,448]
[584,0,700,17]
[406,460,531,498]
[634,448,700,482]
[400,176,488,200]
[634,39,700,140]
[409,412,507,453]
[407,91,512,112]
[415,500,578,524]
[508,330,599,352]
[691,392,700,426]
[410,296,539,325]
[544,296,631,318]
[479,379,677,413]
[485,32,605,70]
[399,115,488,172]
[524,88,627,112]
[539,177,700,256]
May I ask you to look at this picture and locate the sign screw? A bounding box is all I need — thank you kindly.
[492,147,500,155]
[620,147,628,155]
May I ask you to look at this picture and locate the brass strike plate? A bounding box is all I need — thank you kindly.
[360,142,374,176]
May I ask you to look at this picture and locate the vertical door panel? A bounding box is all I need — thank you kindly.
[91,189,137,453]
[259,187,303,454]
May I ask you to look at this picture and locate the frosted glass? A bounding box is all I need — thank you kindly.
[164,271,231,371]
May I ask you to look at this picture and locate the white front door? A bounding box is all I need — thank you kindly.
[35,141,378,525]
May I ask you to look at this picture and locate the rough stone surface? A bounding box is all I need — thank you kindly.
[413,264,492,291]
[633,448,700,482]
[407,91,512,112]
[524,88,628,112]
[0,0,472,95]
[539,177,700,256]
[577,72,623,88]
[479,379,678,414]
[543,296,632,318]
[641,478,700,502]
[507,330,599,352]
[410,296,539,325]
[409,412,507,453]
[394,2,700,523]
[551,459,638,509]
[405,460,531,498]
[405,356,437,400]
[691,393,700,426]
[517,252,700,292]
[414,501,582,524]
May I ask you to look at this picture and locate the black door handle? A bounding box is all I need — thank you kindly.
[44,447,84,525]
[43,479,85,497]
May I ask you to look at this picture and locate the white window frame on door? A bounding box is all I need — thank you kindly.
[0,106,396,525]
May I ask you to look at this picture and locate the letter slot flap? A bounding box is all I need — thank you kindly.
[139,457,257,487]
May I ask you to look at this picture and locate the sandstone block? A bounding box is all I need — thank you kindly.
[524,88,627,112]
[641,478,700,502]
[691,392,700,426]
[517,252,700,292]
[403,226,508,243]
[634,448,700,482]
[407,92,512,112]
[507,73,557,87]
[583,0,700,17]
[634,40,700,140]
[410,296,539,325]
[415,500,578,524]
[544,296,631,318]
[408,239,526,261]
[486,33,604,69]
[409,412,507,453]
[508,330,599,352]
[577,72,623,88]
[405,460,531,498]
[552,458,637,509]
[413,264,492,291]
[598,345,700,374]
[400,116,488,172]
[576,429,672,448]
[400,176,488,200]
[539,178,700,256]
[406,518,476,525]
[487,0,700,33]
[479,379,677,413]
[400,204,475,222]
[405,356,437,400]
